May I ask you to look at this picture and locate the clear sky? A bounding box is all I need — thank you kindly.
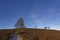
[0,0,60,30]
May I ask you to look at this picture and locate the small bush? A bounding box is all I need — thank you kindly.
[16,30,21,35]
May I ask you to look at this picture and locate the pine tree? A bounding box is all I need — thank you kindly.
[15,17,25,28]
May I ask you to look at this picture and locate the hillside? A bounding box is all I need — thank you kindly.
[0,28,60,40]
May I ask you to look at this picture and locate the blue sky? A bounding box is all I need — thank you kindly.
[0,0,60,30]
